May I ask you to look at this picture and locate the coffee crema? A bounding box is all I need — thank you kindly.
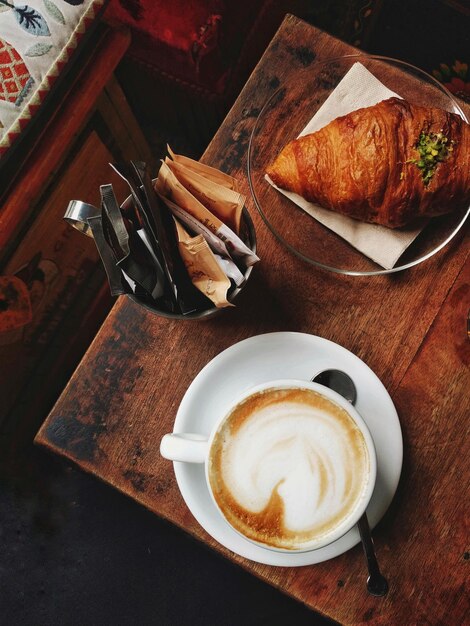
[208,387,371,550]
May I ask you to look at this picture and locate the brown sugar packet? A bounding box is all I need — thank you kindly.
[174,220,233,308]
[155,161,259,266]
[155,194,245,285]
[165,157,244,234]
[167,145,237,190]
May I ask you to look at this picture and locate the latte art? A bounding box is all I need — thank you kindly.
[208,388,371,550]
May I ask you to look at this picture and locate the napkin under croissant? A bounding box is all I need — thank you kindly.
[267,97,470,228]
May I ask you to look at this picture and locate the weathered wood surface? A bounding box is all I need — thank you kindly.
[36,16,470,626]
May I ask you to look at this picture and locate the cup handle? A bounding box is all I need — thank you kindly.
[160,433,209,463]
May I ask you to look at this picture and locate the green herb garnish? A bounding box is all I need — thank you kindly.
[411,131,453,185]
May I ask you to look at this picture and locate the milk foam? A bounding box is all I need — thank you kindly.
[209,388,370,550]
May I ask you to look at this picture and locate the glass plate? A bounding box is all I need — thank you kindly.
[247,55,469,276]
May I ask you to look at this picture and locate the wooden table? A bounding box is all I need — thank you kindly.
[36,15,470,626]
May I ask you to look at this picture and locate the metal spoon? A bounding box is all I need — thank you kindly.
[312,369,389,597]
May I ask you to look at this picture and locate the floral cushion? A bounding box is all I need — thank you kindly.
[0,0,104,158]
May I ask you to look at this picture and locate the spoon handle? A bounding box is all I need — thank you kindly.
[357,512,389,596]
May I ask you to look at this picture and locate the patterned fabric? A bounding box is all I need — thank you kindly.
[0,39,33,105]
[0,0,104,158]
[433,61,470,103]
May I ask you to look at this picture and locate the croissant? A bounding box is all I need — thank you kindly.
[266,97,470,228]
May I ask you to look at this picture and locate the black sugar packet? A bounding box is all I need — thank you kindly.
[67,162,213,315]
[110,161,211,315]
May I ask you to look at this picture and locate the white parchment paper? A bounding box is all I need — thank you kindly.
[266,62,426,269]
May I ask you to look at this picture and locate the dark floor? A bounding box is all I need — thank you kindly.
[1,2,468,625]
[1,445,331,626]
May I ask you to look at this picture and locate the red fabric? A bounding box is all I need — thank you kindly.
[107,0,224,52]
[105,0,277,95]
[0,40,31,104]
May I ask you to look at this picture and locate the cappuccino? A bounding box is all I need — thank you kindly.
[208,387,371,551]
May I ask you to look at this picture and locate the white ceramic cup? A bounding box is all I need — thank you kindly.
[160,379,377,552]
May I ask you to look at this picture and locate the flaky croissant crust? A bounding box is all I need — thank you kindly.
[267,97,470,228]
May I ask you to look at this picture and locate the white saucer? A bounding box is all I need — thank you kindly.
[172,332,403,566]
